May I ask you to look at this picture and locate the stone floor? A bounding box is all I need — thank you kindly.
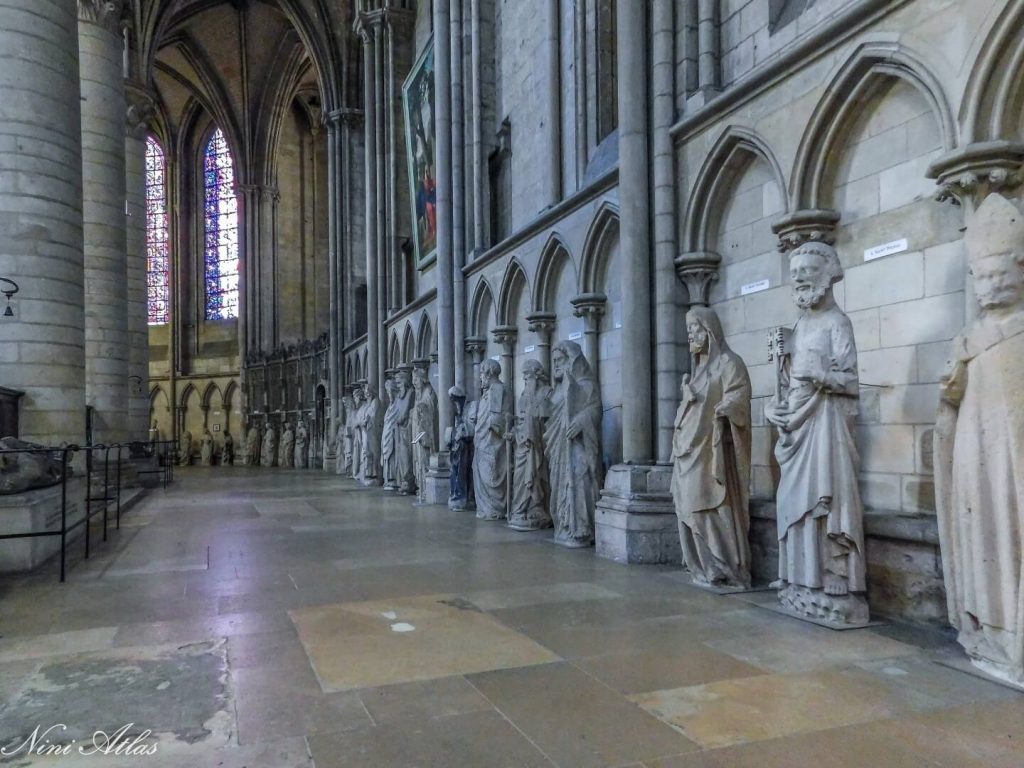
[0,468,1021,767]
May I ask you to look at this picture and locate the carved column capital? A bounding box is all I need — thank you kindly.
[411,357,431,373]
[124,80,156,139]
[78,0,124,32]
[491,325,518,350]
[771,209,841,253]
[673,250,721,306]
[927,141,1024,210]
[465,337,487,360]
[525,311,556,337]
[570,293,607,329]
[327,108,365,130]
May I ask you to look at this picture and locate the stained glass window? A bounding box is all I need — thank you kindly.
[203,127,239,320]
[145,136,170,325]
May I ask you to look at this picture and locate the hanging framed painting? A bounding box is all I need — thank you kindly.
[402,37,437,268]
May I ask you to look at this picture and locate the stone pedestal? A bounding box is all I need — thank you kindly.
[422,451,451,506]
[595,464,680,565]
[0,478,85,572]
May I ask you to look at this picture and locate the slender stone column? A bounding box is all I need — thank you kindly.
[359,22,380,393]
[525,312,556,375]
[464,337,487,398]
[0,0,86,445]
[652,0,677,463]
[325,113,340,463]
[615,0,653,464]
[125,83,154,439]
[545,0,561,205]
[491,325,517,393]
[434,0,455,440]
[573,0,588,187]
[451,0,467,390]
[258,186,280,349]
[571,293,605,388]
[80,0,129,443]
[697,0,720,94]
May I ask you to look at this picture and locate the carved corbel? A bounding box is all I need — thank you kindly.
[771,209,841,253]
[673,251,721,306]
[78,0,125,33]
[927,141,1024,211]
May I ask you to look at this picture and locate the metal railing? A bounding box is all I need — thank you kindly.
[0,440,176,582]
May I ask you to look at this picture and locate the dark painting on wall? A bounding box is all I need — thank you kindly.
[403,38,437,267]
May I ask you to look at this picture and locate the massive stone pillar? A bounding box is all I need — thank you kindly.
[125,83,154,440]
[615,0,653,465]
[359,21,380,394]
[0,0,86,445]
[79,0,129,443]
[595,1,678,566]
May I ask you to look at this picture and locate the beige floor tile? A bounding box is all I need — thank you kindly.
[290,595,560,691]
[575,646,767,695]
[468,661,700,767]
[358,675,493,724]
[306,710,554,768]
[630,666,931,749]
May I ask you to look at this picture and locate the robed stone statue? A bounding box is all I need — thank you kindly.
[447,386,474,511]
[765,241,867,625]
[507,359,552,531]
[545,341,602,547]
[222,431,234,466]
[200,428,215,466]
[179,430,193,466]
[261,423,277,468]
[244,425,260,466]
[359,382,382,485]
[294,421,309,469]
[412,368,438,503]
[349,387,365,480]
[470,359,513,520]
[392,370,416,495]
[935,193,1024,686]
[380,377,399,489]
[671,306,752,588]
[279,422,295,468]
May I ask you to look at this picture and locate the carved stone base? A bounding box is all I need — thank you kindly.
[449,497,472,512]
[594,464,680,565]
[777,583,870,627]
[422,452,451,506]
[509,519,553,532]
[476,510,506,522]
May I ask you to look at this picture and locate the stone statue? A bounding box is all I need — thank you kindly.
[469,359,513,520]
[0,438,64,494]
[280,422,295,468]
[340,392,356,476]
[200,428,215,466]
[447,386,474,511]
[671,306,752,588]
[764,241,867,626]
[261,423,277,468]
[935,193,1024,686]
[179,430,193,466]
[507,359,552,531]
[244,425,261,466]
[359,382,381,485]
[545,341,602,547]
[222,431,234,466]
[411,368,438,503]
[349,387,365,480]
[294,420,309,469]
[392,370,416,495]
[380,378,399,489]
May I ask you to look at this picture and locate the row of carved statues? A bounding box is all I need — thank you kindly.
[666,193,1023,687]
[168,420,317,470]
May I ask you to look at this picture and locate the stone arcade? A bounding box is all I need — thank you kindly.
[2,0,1024,762]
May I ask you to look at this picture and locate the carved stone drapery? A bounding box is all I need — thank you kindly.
[673,250,721,306]
[771,209,841,252]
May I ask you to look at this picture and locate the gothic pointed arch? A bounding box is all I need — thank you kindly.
[496,260,530,327]
[253,31,311,185]
[388,331,402,369]
[960,0,1024,142]
[533,233,576,313]
[791,42,957,209]
[416,313,435,358]
[470,278,496,337]
[580,202,620,295]
[401,322,415,364]
[179,382,198,410]
[222,379,239,412]
[683,126,788,253]
[201,381,222,410]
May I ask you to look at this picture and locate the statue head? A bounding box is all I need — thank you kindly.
[412,367,429,393]
[396,370,412,396]
[521,359,547,390]
[789,242,843,310]
[353,386,365,405]
[383,378,396,401]
[362,382,374,401]
[448,385,466,414]
[966,194,1024,314]
[685,306,726,356]
[479,358,501,390]
[551,340,591,384]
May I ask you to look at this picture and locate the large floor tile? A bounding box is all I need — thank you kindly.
[467,661,699,767]
[575,646,766,695]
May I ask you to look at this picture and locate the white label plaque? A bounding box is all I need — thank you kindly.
[568,331,583,341]
[524,345,536,353]
[864,238,908,262]
[491,355,501,362]
[741,279,770,296]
